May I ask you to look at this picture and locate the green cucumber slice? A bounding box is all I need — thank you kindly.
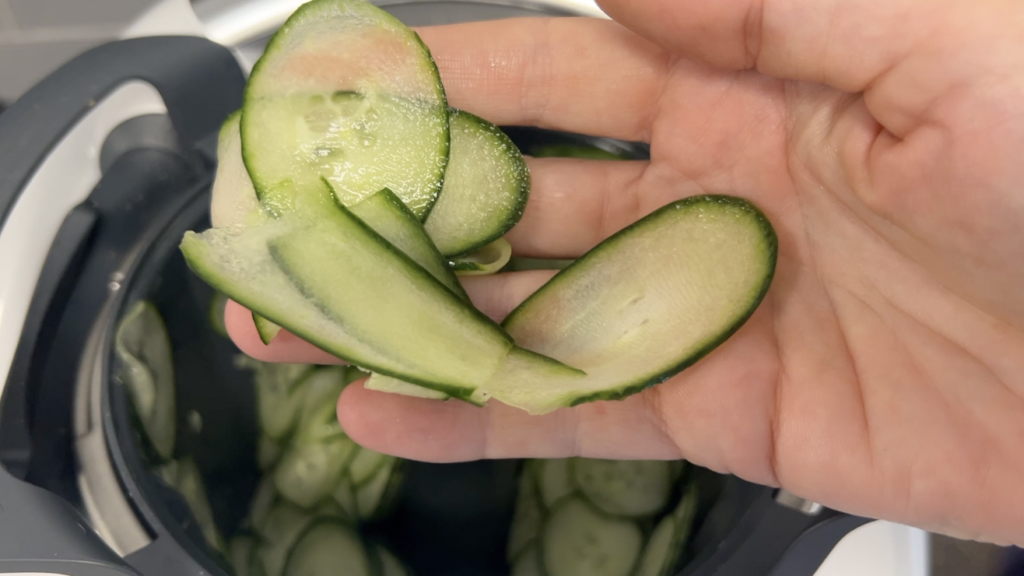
[211,111,262,229]
[155,458,225,552]
[348,447,388,486]
[258,434,285,471]
[497,195,777,414]
[247,360,314,440]
[349,187,467,300]
[274,437,357,509]
[364,373,451,401]
[529,143,630,161]
[511,544,543,576]
[241,0,448,219]
[572,459,672,518]
[262,201,515,396]
[374,544,409,576]
[247,476,278,532]
[355,457,398,520]
[283,520,374,576]
[209,292,229,337]
[538,459,574,509]
[253,313,282,345]
[228,534,258,576]
[255,502,317,576]
[424,109,529,256]
[541,498,643,576]
[114,300,176,461]
[450,238,512,276]
[332,474,358,518]
[508,466,544,561]
[637,483,699,576]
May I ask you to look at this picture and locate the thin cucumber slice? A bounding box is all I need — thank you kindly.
[156,458,225,552]
[450,238,512,276]
[374,544,409,576]
[274,436,357,509]
[228,534,258,576]
[263,201,515,396]
[498,195,777,414]
[348,447,388,486]
[355,457,398,520]
[255,502,317,576]
[541,498,643,576]
[247,477,278,532]
[182,201,540,400]
[424,109,529,256]
[314,497,353,523]
[114,300,176,461]
[250,361,315,440]
[572,459,672,518]
[529,143,629,161]
[209,292,229,337]
[511,544,543,576]
[242,0,448,219]
[294,367,349,443]
[537,459,574,509]
[332,474,358,518]
[638,483,700,576]
[211,111,262,229]
[364,373,450,401]
[253,313,282,345]
[349,187,468,300]
[258,434,285,471]
[508,467,544,561]
[669,460,686,482]
[283,520,374,576]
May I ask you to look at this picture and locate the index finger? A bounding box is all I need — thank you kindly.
[415,17,668,142]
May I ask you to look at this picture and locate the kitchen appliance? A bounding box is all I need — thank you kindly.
[0,1,930,575]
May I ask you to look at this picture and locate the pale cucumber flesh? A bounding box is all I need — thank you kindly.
[542,498,643,576]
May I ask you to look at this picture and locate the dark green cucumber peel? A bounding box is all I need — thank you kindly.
[499,195,777,412]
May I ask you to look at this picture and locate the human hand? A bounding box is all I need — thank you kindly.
[225,0,1024,546]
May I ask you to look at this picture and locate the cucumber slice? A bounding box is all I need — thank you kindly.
[349,187,467,300]
[274,436,356,509]
[294,367,349,443]
[364,373,451,401]
[211,111,261,229]
[537,459,574,509]
[511,544,543,576]
[497,195,777,414]
[114,300,176,461]
[242,0,448,219]
[507,466,544,561]
[250,361,315,440]
[529,143,629,161]
[283,520,374,576]
[247,477,278,532]
[424,109,529,256]
[255,502,317,576]
[355,457,398,520]
[258,434,285,471]
[572,459,672,518]
[450,238,512,276]
[541,498,643,576]
[374,543,409,576]
[209,292,229,337]
[228,534,258,576]
[262,202,515,396]
[669,460,686,482]
[348,447,388,486]
[637,483,699,576]
[253,313,282,345]
[156,458,225,552]
[332,475,358,518]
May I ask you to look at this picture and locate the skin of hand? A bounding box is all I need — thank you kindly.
[225,0,1024,547]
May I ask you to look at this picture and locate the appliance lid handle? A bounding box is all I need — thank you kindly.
[0,35,245,233]
[0,464,140,575]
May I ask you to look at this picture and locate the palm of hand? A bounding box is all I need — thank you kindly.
[226,0,1024,545]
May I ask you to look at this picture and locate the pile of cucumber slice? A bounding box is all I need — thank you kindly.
[508,459,698,576]
[181,0,778,415]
